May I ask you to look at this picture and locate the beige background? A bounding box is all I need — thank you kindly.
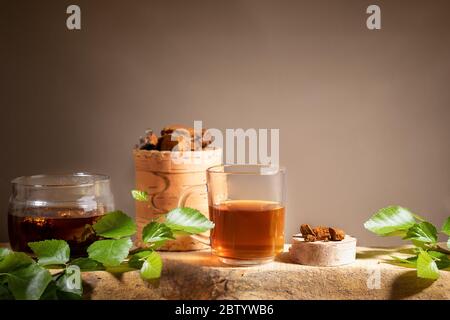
[1,0,449,246]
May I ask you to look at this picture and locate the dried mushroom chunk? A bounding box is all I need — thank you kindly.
[158,133,191,151]
[300,224,315,237]
[312,226,330,241]
[139,129,159,150]
[329,227,345,241]
[138,124,214,151]
[305,234,317,242]
[201,130,214,148]
[299,224,346,242]
[161,124,195,137]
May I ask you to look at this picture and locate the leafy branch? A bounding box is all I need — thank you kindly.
[364,206,450,280]
[0,189,214,300]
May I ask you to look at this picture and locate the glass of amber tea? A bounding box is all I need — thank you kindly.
[8,173,114,256]
[180,165,286,265]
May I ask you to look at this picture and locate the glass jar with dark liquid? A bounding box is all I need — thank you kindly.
[8,173,114,256]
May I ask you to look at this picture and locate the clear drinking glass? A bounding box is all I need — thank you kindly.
[7,173,114,256]
[207,165,286,265]
[179,165,286,265]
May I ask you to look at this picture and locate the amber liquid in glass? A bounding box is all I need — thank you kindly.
[210,200,285,261]
[8,208,103,256]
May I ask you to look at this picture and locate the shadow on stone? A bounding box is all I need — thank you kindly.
[356,247,415,260]
[275,252,292,264]
[382,259,416,269]
[389,270,435,299]
[105,265,135,281]
[356,249,390,260]
[81,280,95,300]
[144,278,160,288]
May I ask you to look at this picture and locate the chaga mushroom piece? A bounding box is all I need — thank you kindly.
[193,129,214,150]
[161,124,195,137]
[148,132,159,146]
[200,129,214,149]
[298,223,346,242]
[158,125,192,151]
[300,224,317,242]
[329,227,345,241]
[305,234,317,242]
[300,224,315,236]
[158,133,191,151]
[138,124,214,152]
[312,226,331,241]
[139,129,159,150]
[161,124,214,151]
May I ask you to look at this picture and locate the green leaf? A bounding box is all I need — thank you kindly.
[92,211,137,239]
[70,257,105,271]
[411,239,429,249]
[447,237,450,249]
[142,222,175,243]
[7,264,52,300]
[442,217,450,236]
[412,214,426,222]
[40,281,58,300]
[149,241,167,250]
[87,238,132,267]
[428,251,450,270]
[55,266,82,299]
[416,250,439,280]
[364,206,416,236]
[140,251,162,280]
[28,240,70,266]
[128,251,153,269]
[390,255,417,266]
[0,252,34,273]
[165,207,214,234]
[404,222,438,244]
[0,248,12,260]
[0,283,13,300]
[131,190,149,202]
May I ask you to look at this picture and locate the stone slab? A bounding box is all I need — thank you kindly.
[2,243,448,299]
[80,246,449,300]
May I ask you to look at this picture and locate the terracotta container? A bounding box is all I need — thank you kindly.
[133,148,222,250]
